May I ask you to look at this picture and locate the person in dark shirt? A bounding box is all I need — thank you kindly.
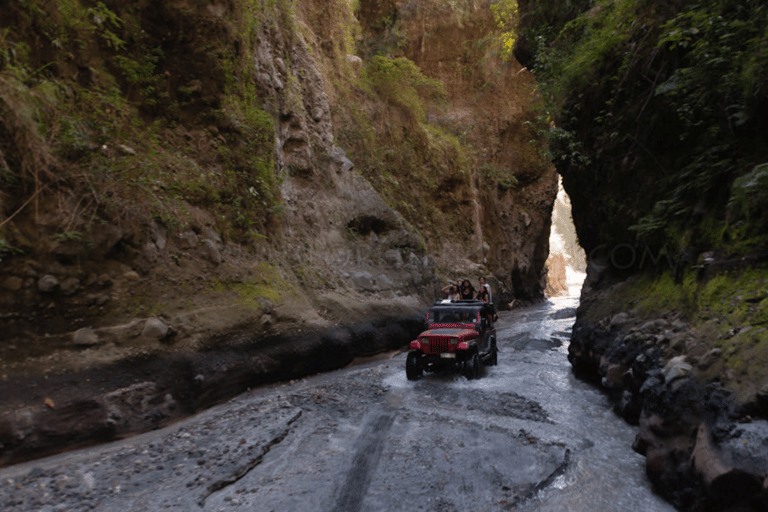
[476,286,490,303]
[460,279,475,300]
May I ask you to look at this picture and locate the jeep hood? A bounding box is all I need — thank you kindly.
[421,328,476,336]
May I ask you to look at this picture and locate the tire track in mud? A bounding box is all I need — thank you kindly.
[329,410,396,512]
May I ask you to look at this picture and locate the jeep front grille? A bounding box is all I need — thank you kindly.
[424,336,450,354]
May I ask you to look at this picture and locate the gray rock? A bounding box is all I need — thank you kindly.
[671,319,688,332]
[60,277,80,296]
[375,274,394,291]
[202,239,222,265]
[406,252,422,269]
[73,328,100,347]
[383,249,403,268]
[662,356,693,383]
[151,221,167,251]
[697,348,722,369]
[143,242,159,263]
[175,231,199,249]
[37,275,60,293]
[103,382,164,419]
[330,146,354,173]
[610,312,630,331]
[351,272,375,292]
[255,297,273,313]
[637,319,669,334]
[142,318,170,340]
[551,308,577,319]
[692,422,768,506]
[202,227,222,244]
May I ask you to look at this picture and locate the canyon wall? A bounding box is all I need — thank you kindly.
[0,0,556,459]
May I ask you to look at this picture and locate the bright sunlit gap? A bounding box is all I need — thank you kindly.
[546,176,586,297]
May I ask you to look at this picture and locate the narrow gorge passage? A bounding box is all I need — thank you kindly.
[0,278,675,512]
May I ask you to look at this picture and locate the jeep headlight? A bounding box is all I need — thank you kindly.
[420,337,429,345]
[449,337,459,345]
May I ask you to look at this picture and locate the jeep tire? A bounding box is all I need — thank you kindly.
[406,351,422,381]
[464,352,480,380]
[488,338,498,366]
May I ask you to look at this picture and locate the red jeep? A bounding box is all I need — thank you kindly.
[406,300,498,380]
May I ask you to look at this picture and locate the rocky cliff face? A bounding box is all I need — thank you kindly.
[0,0,555,368]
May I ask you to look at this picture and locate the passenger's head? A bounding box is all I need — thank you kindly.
[479,277,486,285]
[463,279,471,287]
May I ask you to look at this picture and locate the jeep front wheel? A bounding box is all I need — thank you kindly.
[406,351,422,381]
[464,352,480,380]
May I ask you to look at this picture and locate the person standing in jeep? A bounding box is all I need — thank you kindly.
[460,279,475,300]
[478,276,492,303]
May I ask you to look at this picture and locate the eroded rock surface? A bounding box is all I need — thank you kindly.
[569,263,768,511]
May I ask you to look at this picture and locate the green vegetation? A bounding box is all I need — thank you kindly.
[490,0,519,61]
[480,163,518,191]
[211,262,296,308]
[522,0,768,258]
[0,0,288,253]
[619,267,768,400]
[361,56,445,121]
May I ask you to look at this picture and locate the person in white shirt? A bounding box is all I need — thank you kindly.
[479,276,492,303]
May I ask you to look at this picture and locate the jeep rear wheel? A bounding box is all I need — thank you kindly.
[488,339,498,366]
[464,352,479,380]
[406,351,422,381]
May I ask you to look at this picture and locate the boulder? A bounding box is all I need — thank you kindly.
[37,274,60,293]
[142,317,170,340]
[175,231,199,249]
[383,249,404,268]
[551,307,577,319]
[202,227,222,244]
[202,239,222,265]
[662,356,693,383]
[73,327,100,347]
[691,422,766,508]
[697,348,722,370]
[637,318,669,334]
[151,220,167,250]
[610,312,630,331]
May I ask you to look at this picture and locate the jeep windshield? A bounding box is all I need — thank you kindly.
[427,308,479,325]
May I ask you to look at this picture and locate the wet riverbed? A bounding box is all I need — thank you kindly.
[0,285,675,512]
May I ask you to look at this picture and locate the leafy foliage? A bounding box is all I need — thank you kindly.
[523,0,768,257]
[0,0,291,250]
[362,56,446,120]
[490,0,519,61]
